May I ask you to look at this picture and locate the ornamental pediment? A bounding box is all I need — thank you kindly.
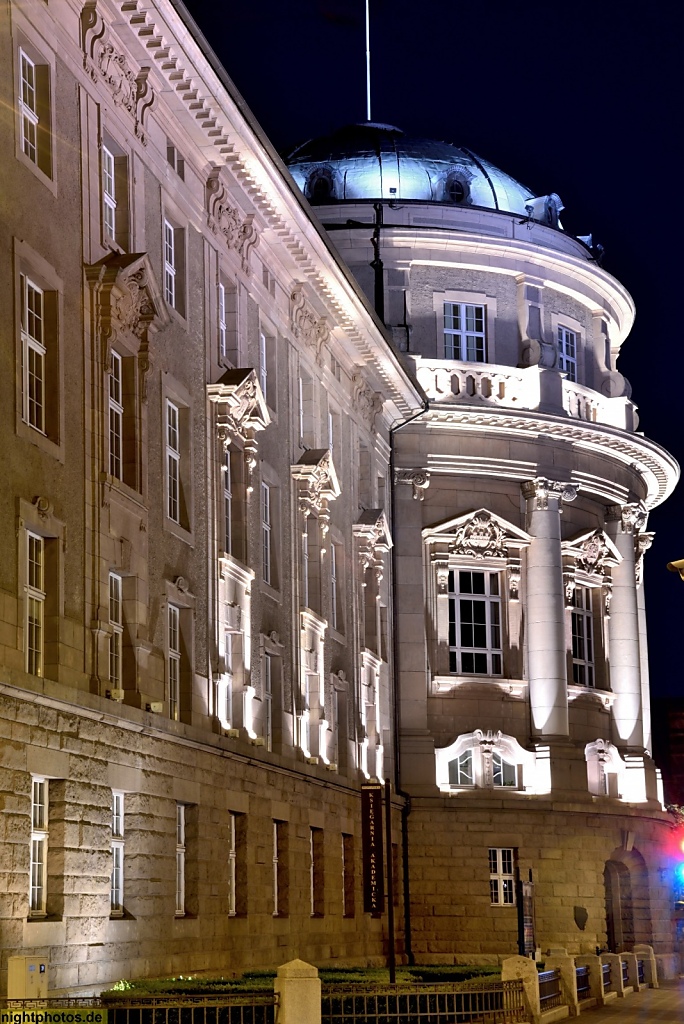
[423,508,531,559]
[207,368,270,439]
[353,509,393,572]
[205,168,259,273]
[291,450,341,519]
[86,252,168,341]
[562,529,621,573]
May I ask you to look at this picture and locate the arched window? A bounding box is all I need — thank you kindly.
[306,170,335,203]
[445,172,468,204]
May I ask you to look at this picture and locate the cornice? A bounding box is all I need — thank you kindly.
[415,406,678,509]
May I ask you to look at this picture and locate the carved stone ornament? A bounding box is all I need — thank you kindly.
[354,509,393,578]
[208,368,270,492]
[507,566,521,602]
[205,168,260,274]
[80,2,155,145]
[451,511,506,560]
[395,469,430,500]
[174,576,188,593]
[290,283,330,365]
[606,502,647,534]
[635,531,654,587]
[522,477,578,511]
[351,367,384,430]
[578,530,610,575]
[291,450,341,531]
[563,571,576,607]
[32,496,53,521]
[602,580,612,616]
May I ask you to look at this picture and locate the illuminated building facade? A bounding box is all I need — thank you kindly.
[0,0,679,993]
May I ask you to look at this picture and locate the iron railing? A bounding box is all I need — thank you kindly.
[621,961,629,987]
[102,995,276,1024]
[602,963,612,992]
[321,978,526,1024]
[0,1001,103,1009]
[575,966,590,1001]
[537,969,563,1011]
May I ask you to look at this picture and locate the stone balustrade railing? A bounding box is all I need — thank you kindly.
[411,356,637,432]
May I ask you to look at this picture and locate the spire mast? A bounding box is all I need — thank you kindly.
[365,0,371,121]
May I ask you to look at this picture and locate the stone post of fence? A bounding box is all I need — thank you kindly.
[544,955,578,1015]
[502,955,541,1024]
[600,953,624,997]
[575,954,603,1003]
[633,943,659,987]
[274,959,321,1024]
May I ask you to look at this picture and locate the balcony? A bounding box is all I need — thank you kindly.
[412,356,637,431]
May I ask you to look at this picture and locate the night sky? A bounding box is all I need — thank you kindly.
[182,0,683,699]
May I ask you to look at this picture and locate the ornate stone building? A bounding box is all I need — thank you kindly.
[0,0,679,995]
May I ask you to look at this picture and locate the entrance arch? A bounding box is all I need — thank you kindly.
[603,847,652,952]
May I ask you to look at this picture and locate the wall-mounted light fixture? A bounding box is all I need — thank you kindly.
[667,558,684,581]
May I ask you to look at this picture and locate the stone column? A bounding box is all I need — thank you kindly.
[522,478,578,737]
[606,504,646,750]
[636,533,654,753]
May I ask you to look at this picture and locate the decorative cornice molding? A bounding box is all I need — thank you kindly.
[351,367,384,430]
[290,283,330,365]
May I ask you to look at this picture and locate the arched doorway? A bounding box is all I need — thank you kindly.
[603,848,652,952]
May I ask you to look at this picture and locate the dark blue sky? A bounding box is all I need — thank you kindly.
[183,0,684,698]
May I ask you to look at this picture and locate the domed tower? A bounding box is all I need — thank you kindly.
[288,123,680,964]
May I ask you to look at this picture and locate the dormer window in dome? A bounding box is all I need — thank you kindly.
[444,171,470,205]
[305,168,335,204]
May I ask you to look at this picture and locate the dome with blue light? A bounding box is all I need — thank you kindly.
[287,122,563,225]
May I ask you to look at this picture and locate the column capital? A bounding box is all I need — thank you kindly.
[606,502,647,534]
[521,477,578,510]
[395,468,430,500]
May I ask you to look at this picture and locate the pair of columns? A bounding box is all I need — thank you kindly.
[523,478,645,748]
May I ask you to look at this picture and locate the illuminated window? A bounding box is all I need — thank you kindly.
[109,573,123,688]
[448,750,473,786]
[492,751,517,787]
[448,570,502,675]
[443,302,486,362]
[111,791,124,915]
[175,803,185,915]
[571,586,595,687]
[26,532,44,677]
[489,847,516,906]
[557,325,577,382]
[29,776,48,916]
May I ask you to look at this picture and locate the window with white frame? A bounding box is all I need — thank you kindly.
[259,331,268,404]
[263,652,273,752]
[109,352,123,479]
[221,631,233,730]
[26,532,44,677]
[261,482,272,585]
[444,302,486,362]
[330,543,339,631]
[557,325,577,382]
[228,811,237,916]
[111,791,124,915]
[168,604,180,721]
[18,47,51,177]
[166,400,180,524]
[102,144,117,240]
[223,448,232,554]
[448,750,473,787]
[489,847,516,906]
[166,141,185,180]
[21,275,45,433]
[218,281,227,359]
[109,572,123,689]
[163,219,176,307]
[571,585,594,687]
[492,751,517,787]
[29,776,48,916]
[175,803,185,915]
[448,570,502,675]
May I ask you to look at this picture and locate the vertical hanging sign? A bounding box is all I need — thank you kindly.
[361,783,385,913]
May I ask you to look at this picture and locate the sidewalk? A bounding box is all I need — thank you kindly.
[573,977,684,1022]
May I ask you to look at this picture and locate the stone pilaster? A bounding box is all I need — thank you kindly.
[605,503,646,750]
[522,478,578,737]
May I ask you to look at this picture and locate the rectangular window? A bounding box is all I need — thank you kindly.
[342,833,355,918]
[164,219,176,307]
[310,827,324,917]
[223,448,232,554]
[102,145,117,240]
[448,750,473,786]
[109,572,123,688]
[330,543,338,631]
[29,776,48,916]
[26,532,44,677]
[448,570,502,675]
[166,400,180,523]
[259,331,268,403]
[167,141,185,180]
[109,352,123,479]
[20,49,38,163]
[168,604,180,721]
[175,804,185,915]
[264,652,273,752]
[261,482,271,585]
[489,847,516,905]
[218,282,227,359]
[444,302,486,362]
[571,585,595,687]
[557,326,577,382]
[111,791,124,915]
[21,275,45,433]
[228,811,237,916]
[272,819,288,917]
[492,752,517,788]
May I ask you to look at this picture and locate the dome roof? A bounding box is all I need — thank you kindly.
[286,122,554,220]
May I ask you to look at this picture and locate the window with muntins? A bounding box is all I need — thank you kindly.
[168,604,180,721]
[263,652,273,752]
[272,819,288,916]
[557,326,577,382]
[19,48,51,177]
[571,586,594,687]
[444,302,486,362]
[218,282,227,359]
[102,145,117,240]
[489,847,515,905]
[448,750,473,786]
[175,803,185,915]
[166,400,180,523]
[21,275,45,433]
[111,791,124,915]
[109,573,123,688]
[30,776,48,916]
[492,751,517,787]
[109,352,123,479]
[163,219,176,307]
[261,482,272,585]
[448,570,502,675]
[26,532,44,677]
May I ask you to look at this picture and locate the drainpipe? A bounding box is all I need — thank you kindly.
[371,203,385,324]
[389,397,429,966]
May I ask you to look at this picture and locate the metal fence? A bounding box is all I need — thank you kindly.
[537,969,562,1012]
[575,966,590,1001]
[602,963,612,993]
[621,961,629,988]
[101,996,276,1024]
[637,958,645,985]
[321,978,526,1024]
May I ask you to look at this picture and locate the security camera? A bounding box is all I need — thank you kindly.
[667,558,684,581]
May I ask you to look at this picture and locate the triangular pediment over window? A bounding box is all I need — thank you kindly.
[85,251,169,341]
[291,450,341,518]
[207,368,270,437]
[423,508,532,558]
[562,528,621,572]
